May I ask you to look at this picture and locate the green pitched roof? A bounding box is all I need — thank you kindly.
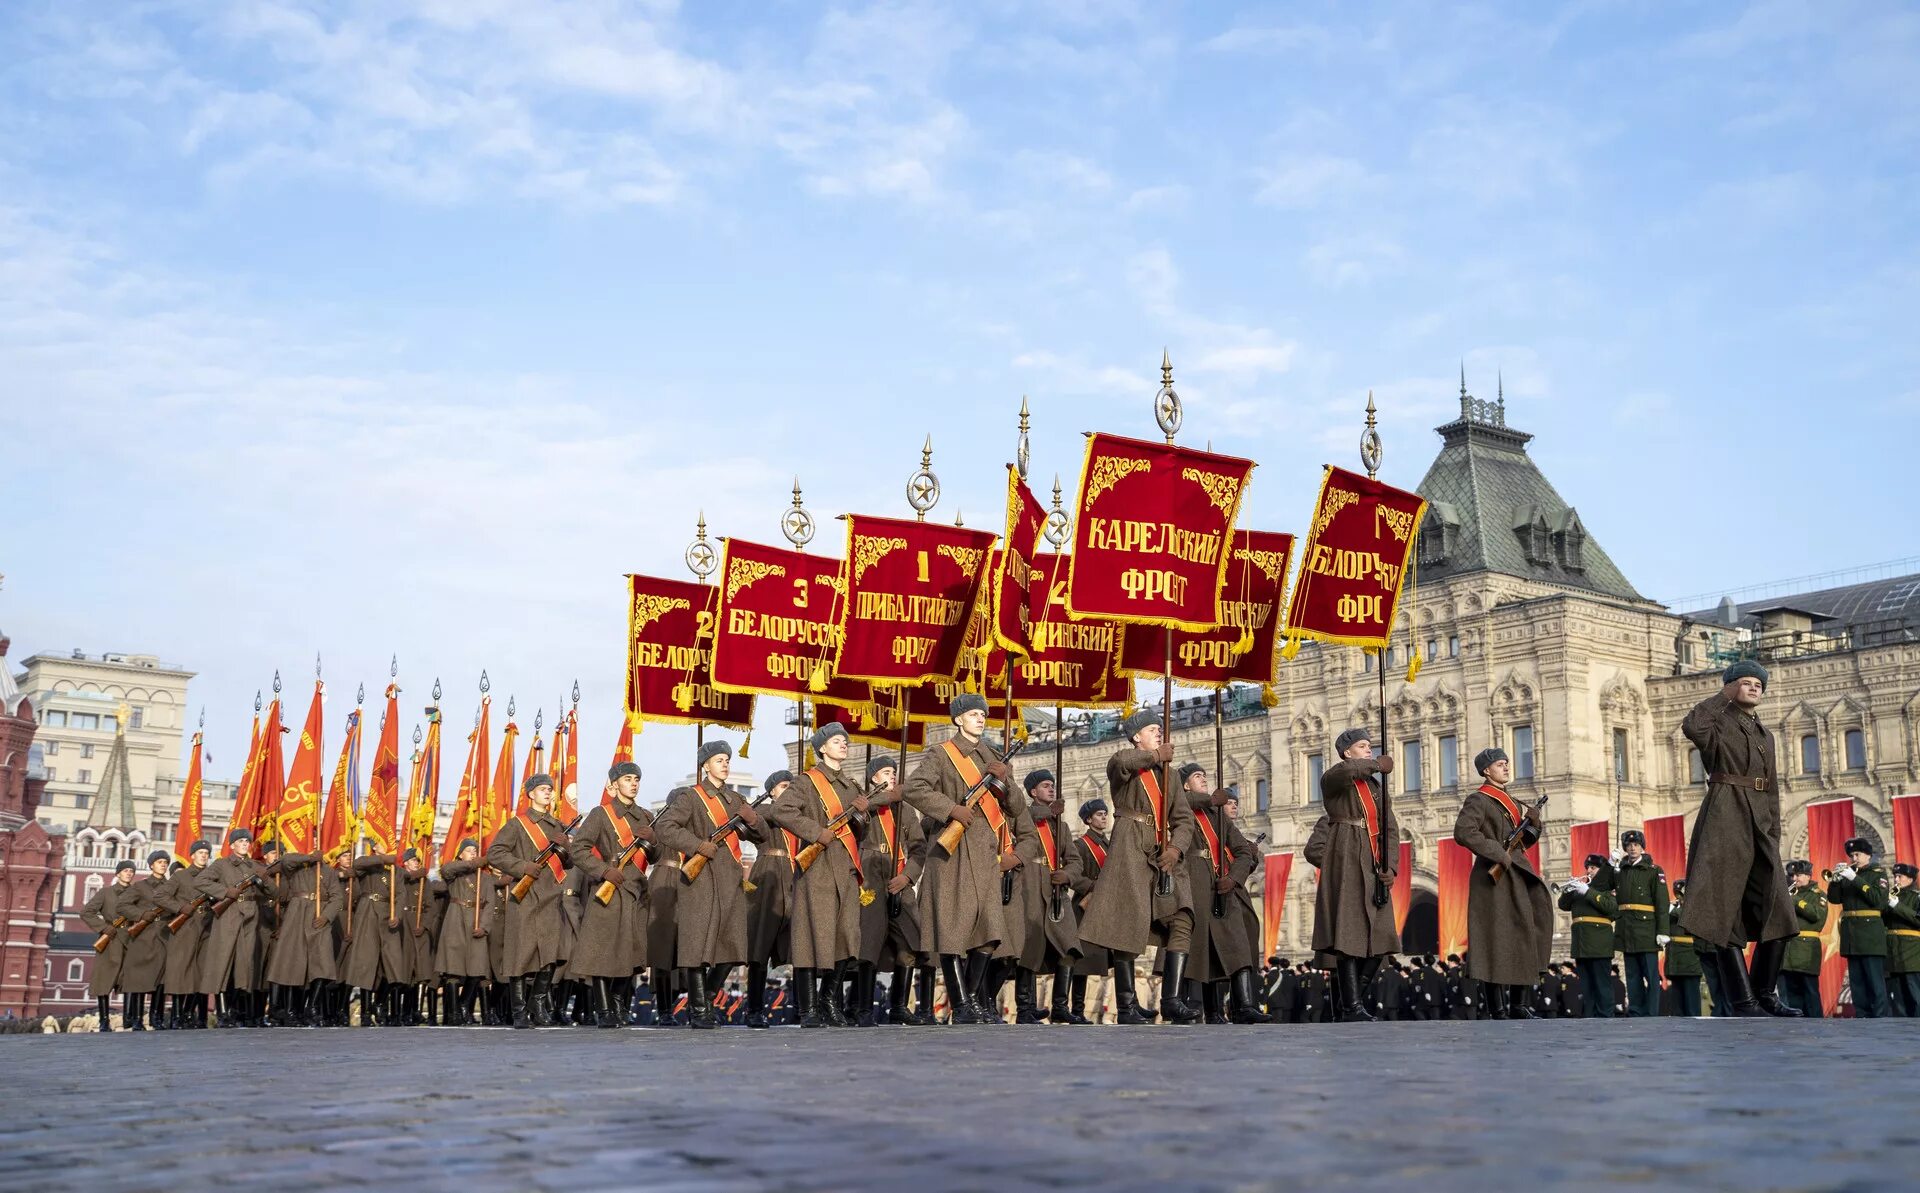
[85,725,139,830]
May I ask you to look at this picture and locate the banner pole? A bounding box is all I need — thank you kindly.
[1361,393,1392,910]
[1153,352,1182,897]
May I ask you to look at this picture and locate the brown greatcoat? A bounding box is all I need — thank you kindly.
[902,735,1036,958]
[158,865,212,991]
[79,881,145,995]
[566,800,657,978]
[655,779,767,968]
[1452,786,1554,986]
[1183,799,1260,981]
[338,856,416,988]
[774,765,867,969]
[858,797,925,967]
[265,855,346,986]
[193,855,270,993]
[1015,809,1087,971]
[1071,830,1113,975]
[405,870,442,983]
[1677,692,1796,949]
[1077,748,1196,959]
[435,860,494,979]
[118,875,172,994]
[485,810,579,976]
[745,832,794,966]
[1305,758,1398,960]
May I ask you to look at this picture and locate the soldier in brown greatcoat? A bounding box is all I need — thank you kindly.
[742,771,795,1029]
[435,838,492,1024]
[1067,801,1112,1023]
[1015,770,1087,1025]
[901,693,1033,1024]
[119,850,174,1030]
[859,755,930,1025]
[1076,708,1199,1025]
[267,845,346,1026]
[195,828,272,1027]
[1305,727,1400,1023]
[1180,767,1267,1024]
[79,860,143,1030]
[159,843,213,1028]
[654,740,768,1028]
[1452,747,1553,1019]
[567,762,657,1028]
[775,722,870,1028]
[486,773,578,1028]
[340,849,422,1026]
[1678,660,1800,1016]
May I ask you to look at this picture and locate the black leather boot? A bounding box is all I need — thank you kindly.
[706,965,732,1016]
[685,967,715,1029]
[1336,957,1375,1022]
[1159,952,1202,1024]
[1509,984,1541,1019]
[941,956,976,1024]
[745,962,771,1029]
[913,966,936,1025]
[794,968,823,1028]
[822,961,854,1027]
[1050,964,1074,1024]
[1201,981,1226,1024]
[1717,947,1766,1017]
[124,993,145,1030]
[966,951,999,1024]
[887,966,912,1025]
[1069,974,1092,1024]
[589,977,615,1028]
[1014,968,1045,1023]
[1748,939,1803,1017]
[1112,957,1151,1024]
[510,978,533,1029]
[1231,968,1273,1023]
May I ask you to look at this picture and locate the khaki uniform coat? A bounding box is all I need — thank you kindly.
[745,834,794,966]
[1677,693,1796,949]
[1184,799,1260,981]
[1452,786,1554,986]
[654,780,766,968]
[1305,758,1398,960]
[1077,748,1197,959]
[566,800,657,978]
[118,875,172,993]
[1071,830,1112,975]
[158,865,212,991]
[1016,809,1085,972]
[79,881,144,995]
[193,855,270,994]
[435,860,494,979]
[858,795,925,967]
[339,857,417,988]
[775,765,868,969]
[902,736,1036,959]
[266,856,346,986]
[485,810,579,976]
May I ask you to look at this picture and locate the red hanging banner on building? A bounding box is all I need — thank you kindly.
[1893,795,1920,868]
[1569,819,1611,879]
[1067,433,1255,631]
[627,574,755,730]
[1261,852,1293,961]
[1117,529,1293,686]
[1805,797,1856,1016]
[1392,841,1413,936]
[990,466,1047,661]
[710,538,871,707]
[1282,465,1426,653]
[1642,813,1687,882]
[1437,839,1473,959]
[832,514,997,687]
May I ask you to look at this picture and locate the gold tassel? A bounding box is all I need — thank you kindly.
[673,685,693,713]
[1280,635,1302,661]
[808,661,829,693]
[858,704,878,731]
[739,728,751,759]
[1233,625,1254,654]
[1121,695,1137,719]
[1405,649,1422,684]
[1260,683,1280,709]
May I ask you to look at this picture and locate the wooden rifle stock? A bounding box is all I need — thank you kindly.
[92,916,129,954]
[593,833,656,906]
[212,874,269,916]
[167,895,208,934]
[795,802,870,874]
[681,793,773,882]
[935,740,1026,855]
[124,905,165,940]
[510,814,585,902]
[1487,793,1549,884]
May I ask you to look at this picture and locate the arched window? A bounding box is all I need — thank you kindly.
[1800,734,1820,775]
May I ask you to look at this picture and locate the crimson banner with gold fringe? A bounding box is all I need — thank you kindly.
[1283,465,1426,655]
[1117,529,1293,687]
[813,699,928,753]
[272,682,325,855]
[985,553,1130,708]
[1066,433,1255,631]
[833,514,997,687]
[626,574,755,729]
[990,466,1047,660]
[1261,853,1292,961]
[710,538,871,706]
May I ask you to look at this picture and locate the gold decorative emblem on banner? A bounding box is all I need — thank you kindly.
[1085,455,1150,506]
[1309,487,1358,542]
[1181,466,1241,516]
[853,535,908,583]
[1375,504,1416,543]
[937,542,986,576]
[725,559,786,603]
[632,593,692,636]
[1234,545,1289,584]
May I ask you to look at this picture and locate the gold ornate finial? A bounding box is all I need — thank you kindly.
[782,480,816,547]
[116,700,131,732]
[1154,351,1182,444]
[1360,390,1383,480]
[687,510,718,579]
[907,437,940,521]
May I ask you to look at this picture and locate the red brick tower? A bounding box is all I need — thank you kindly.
[1,630,64,1019]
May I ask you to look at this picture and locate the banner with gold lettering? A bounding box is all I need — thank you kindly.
[711,538,871,706]
[272,682,325,854]
[1117,529,1293,687]
[173,729,206,865]
[1282,465,1426,653]
[626,574,755,730]
[362,686,400,854]
[987,552,1130,708]
[813,699,928,753]
[832,514,997,687]
[1067,433,1255,630]
[990,465,1047,660]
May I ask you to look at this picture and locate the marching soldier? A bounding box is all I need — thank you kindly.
[1779,861,1826,1017]
[568,761,658,1029]
[1559,854,1617,1018]
[655,740,768,1029]
[1664,879,1705,1017]
[436,838,493,1024]
[1677,661,1799,1016]
[1612,830,1671,1016]
[1016,769,1086,1025]
[195,828,272,1027]
[1451,747,1552,1021]
[1067,799,1112,1024]
[119,850,173,1030]
[486,773,578,1028]
[1077,709,1198,1025]
[79,860,143,1030]
[1886,863,1920,1017]
[858,755,931,1026]
[160,842,213,1028]
[744,770,796,1029]
[341,849,423,1026]
[775,722,869,1028]
[269,843,347,1026]
[1181,765,1267,1024]
[1306,728,1399,1023]
[1828,837,1891,1017]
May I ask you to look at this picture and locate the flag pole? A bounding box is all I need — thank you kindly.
[783,480,818,768]
[1043,475,1071,797]
[1153,352,1182,897]
[1361,392,1392,910]
[411,712,427,932]
[473,671,490,940]
[1005,404,1031,750]
[905,437,940,760]
[686,513,717,773]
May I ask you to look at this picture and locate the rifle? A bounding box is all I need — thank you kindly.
[1487,792,1549,884]
[125,903,167,940]
[212,873,271,917]
[1212,831,1268,920]
[681,793,775,882]
[509,814,586,902]
[167,894,209,934]
[592,818,661,906]
[91,915,130,954]
[794,783,873,874]
[934,739,1026,856]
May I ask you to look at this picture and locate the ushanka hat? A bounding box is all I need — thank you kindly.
[1473,747,1508,775]
[1334,727,1370,755]
[698,740,733,768]
[1722,659,1769,690]
[810,721,848,752]
[949,693,989,720]
[1120,709,1159,740]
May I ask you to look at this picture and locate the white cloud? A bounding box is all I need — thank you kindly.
[1199,25,1330,55]
[1304,234,1404,287]
[1255,154,1374,208]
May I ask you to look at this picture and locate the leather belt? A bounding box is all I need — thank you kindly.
[1844,910,1881,918]
[1798,930,1823,938]
[1708,772,1767,790]
[1670,935,1694,944]
[760,850,789,859]
[1120,812,1158,828]
[1892,930,1920,938]
[1573,917,1613,927]
[1617,904,1656,913]
[1327,817,1367,828]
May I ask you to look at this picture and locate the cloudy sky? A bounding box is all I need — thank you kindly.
[4,1,1915,791]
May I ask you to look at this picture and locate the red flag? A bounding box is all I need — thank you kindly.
[989,465,1047,660]
[272,683,325,854]
[439,699,490,866]
[710,538,871,706]
[626,574,755,730]
[1282,465,1427,658]
[599,715,635,809]
[983,553,1130,709]
[362,685,401,854]
[483,719,519,849]
[833,514,998,687]
[1893,795,1920,868]
[401,708,442,859]
[173,729,206,864]
[1569,819,1611,879]
[1437,839,1474,959]
[1805,797,1856,1016]
[253,699,288,843]
[814,698,928,753]
[553,710,580,823]
[1262,853,1293,961]
[222,703,269,854]
[1118,529,1294,686]
[1392,841,1413,936]
[1642,813,1687,883]
[318,708,363,860]
[519,726,546,816]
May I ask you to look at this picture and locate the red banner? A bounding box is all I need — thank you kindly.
[1437,839,1473,960]
[598,715,634,810]
[1282,465,1427,652]
[987,552,1130,708]
[1118,529,1292,686]
[553,709,580,823]
[1805,797,1855,1016]
[1391,841,1413,936]
[1642,813,1687,883]
[1894,795,1920,868]
[833,513,997,687]
[1067,433,1255,631]
[173,731,205,865]
[220,709,264,854]
[1261,852,1293,961]
[363,686,401,854]
[814,699,928,753]
[439,699,490,866]
[400,709,442,858]
[990,466,1047,660]
[627,574,755,730]
[273,683,326,855]
[1569,819,1611,879]
[318,708,362,860]
[247,700,287,848]
[711,538,871,706]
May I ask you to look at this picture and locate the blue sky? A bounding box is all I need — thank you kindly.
[4,1,1916,790]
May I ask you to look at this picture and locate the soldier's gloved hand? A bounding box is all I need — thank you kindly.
[634,824,655,842]
[998,851,1022,872]
[1835,865,1856,880]
[738,805,762,829]
[696,842,720,860]
[340,931,354,944]
[1893,894,1902,909]
[1566,879,1589,895]
[1657,934,1671,947]
[1157,845,1181,872]
[1153,741,1176,765]
[852,795,870,813]
[1209,790,1232,809]
[1609,850,1622,866]
[1214,876,1234,894]
[604,868,626,887]
[887,874,911,894]
[815,830,836,848]
[1374,754,1394,775]
[1051,868,1071,886]
[947,805,977,828]
[412,926,425,937]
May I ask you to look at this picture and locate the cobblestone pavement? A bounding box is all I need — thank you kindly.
[2,1019,1916,1191]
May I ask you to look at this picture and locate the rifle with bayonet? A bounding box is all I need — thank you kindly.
[1487,792,1549,884]
[509,814,586,902]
